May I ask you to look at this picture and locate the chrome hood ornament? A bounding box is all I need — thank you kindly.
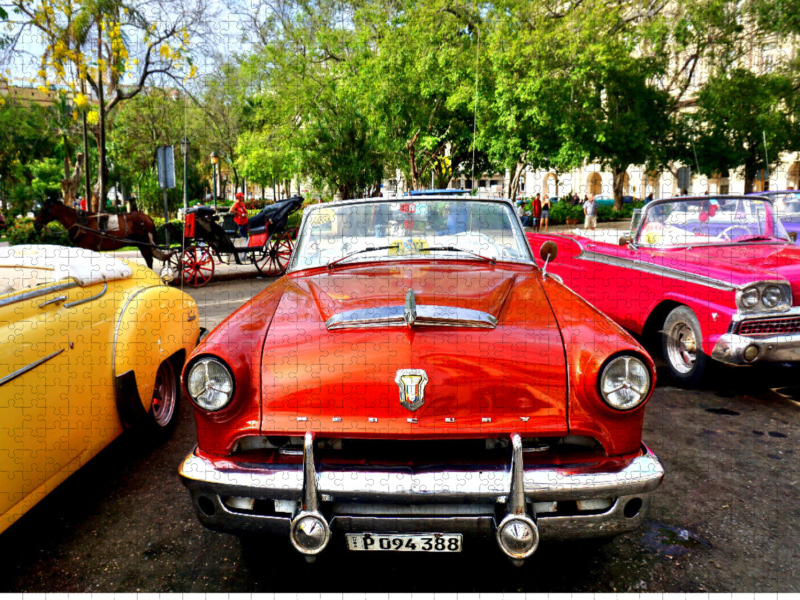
[395,369,429,411]
[403,288,417,326]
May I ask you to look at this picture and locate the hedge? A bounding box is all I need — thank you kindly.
[6,219,71,246]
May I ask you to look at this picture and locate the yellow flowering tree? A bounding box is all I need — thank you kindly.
[9,0,200,211]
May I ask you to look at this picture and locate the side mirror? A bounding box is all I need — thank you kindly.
[789,232,798,243]
[619,235,633,246]
[540,241,558,263]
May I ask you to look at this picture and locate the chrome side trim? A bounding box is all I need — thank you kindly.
[0,349,65,387]
[577,249,736,291]
[39,295,67,308]
[326,304,498,330]
[64,282,107,309]
[0,281,79,309]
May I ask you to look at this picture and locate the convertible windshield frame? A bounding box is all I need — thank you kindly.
[633,195,792,249]
[288,196,536,273]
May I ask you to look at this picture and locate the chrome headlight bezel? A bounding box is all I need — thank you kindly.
[736,282,792,314]
[598,354,652,411]
[185,356,235,412]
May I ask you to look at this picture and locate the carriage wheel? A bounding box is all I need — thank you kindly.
[179,245,215,287]
[255,229,297,276]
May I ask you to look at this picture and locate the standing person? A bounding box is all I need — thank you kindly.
[515,199,525,224]
[541,194,551,233]
[232,192,249,238]
[583,194,598,230]
[572,192,580,205]
[532,193,542,232]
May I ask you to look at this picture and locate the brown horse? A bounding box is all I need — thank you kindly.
[34,199,157,269]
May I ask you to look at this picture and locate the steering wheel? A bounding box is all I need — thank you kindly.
[718,225,753,241]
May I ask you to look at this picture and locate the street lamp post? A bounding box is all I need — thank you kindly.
[210,151,218,211]
[180,137,190,214]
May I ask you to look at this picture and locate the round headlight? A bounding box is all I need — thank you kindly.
[762,285,783,308]
[187,357,234,411]
[741,287,760,308]
[599,355,651,410]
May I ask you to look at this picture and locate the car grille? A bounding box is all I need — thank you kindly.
[738,316,800,337]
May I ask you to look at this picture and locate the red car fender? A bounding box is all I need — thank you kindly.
[183,278,290,455]
[539,276,655,456]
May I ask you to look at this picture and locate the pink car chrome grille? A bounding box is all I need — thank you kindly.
[738,316,800,337]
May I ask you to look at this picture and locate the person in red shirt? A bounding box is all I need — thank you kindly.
[232,192,249,238]
[532,193,542,232]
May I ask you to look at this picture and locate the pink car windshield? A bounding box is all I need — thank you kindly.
[637,198,791,248]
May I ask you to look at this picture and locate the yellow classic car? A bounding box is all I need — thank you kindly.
[0,245,200,535]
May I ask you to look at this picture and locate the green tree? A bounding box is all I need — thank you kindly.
[690,68,799,193]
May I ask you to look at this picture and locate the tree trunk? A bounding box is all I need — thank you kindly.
[407,132,421,191]
[612,165,628,211]
[95,28,107,214]
[509,156,528,201]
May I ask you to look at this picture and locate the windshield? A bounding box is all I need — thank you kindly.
[764,192,800,217]
[636,197,791,248]
[291,199,533,271]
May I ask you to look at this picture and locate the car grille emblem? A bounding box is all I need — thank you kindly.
[395,369,429,411]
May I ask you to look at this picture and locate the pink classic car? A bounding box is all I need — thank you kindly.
[528,196,800,386]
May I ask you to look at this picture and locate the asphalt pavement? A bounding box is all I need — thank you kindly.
[1,277,798,592]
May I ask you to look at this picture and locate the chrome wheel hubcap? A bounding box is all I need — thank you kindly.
[152,361,177,426]
[667,322,697,374]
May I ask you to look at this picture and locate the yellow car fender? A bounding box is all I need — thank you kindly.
[113,284,200,427]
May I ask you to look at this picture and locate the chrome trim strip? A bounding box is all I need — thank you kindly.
[0,281,79,309]
[39,295,67,308]
[0,349,65,388]
[730,306,800,325]
[326,304,498,330]
[64,282,108,309]
[577,249,737,291]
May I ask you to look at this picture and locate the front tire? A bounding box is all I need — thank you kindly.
[147,358,180,440]
[662,305,708,386]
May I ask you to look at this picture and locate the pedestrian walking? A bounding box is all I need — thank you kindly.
[232,192,249,238]
[532,193,542,232]
[583,194,598,230]
[541,195,551,233]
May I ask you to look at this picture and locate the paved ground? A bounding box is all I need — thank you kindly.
[1,277,798,592]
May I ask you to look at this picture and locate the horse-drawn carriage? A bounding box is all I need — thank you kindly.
[35,195,305,289]
[166,195,304,287]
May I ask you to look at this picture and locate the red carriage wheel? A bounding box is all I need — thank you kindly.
[255,229,297,277]
[179,245,215,287]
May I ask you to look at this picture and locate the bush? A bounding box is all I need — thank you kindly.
[7,219,71,246]
[151,218,185,246]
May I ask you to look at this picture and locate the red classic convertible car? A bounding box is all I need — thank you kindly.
[528,195,800,386]
[178,197,664,563]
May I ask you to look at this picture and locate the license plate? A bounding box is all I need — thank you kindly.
[346,533,462,552]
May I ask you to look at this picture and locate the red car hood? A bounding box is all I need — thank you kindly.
[260,263,569,438]
[646,244,800,305]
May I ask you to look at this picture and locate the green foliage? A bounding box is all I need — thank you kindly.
[135,168,194,218]
[6,219,70,246]
[30,158,64,202]
[689,68,799,190]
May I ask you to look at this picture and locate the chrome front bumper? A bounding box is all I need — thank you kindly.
[179,434,664,560]
[711,332,800,365]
